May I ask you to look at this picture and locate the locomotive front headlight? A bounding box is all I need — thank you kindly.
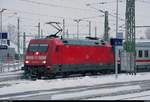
[25,60,29,64]
[35,52,39,55]
[42,61,46,64]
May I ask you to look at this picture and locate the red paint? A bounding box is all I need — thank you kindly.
[118,60,150,64]
[25,37,115,70]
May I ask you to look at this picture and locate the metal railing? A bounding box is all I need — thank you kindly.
[0,57,23,73]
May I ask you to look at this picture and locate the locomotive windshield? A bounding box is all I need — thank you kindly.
[28,44,48,52]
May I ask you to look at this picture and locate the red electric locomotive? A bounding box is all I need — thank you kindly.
[22,37,115,78]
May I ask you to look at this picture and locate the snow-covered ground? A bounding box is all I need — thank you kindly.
[88,89,150,100]
[1,71,150,100]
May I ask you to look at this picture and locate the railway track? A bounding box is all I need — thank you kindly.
[0,70,25,90]
[1,70,150,100]
[50,79,150,100]
[119,94,150,100]
[1,78,150,100]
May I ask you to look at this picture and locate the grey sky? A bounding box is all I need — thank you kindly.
[1,0,150,40]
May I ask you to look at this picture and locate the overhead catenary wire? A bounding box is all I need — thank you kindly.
[86,0,124,5]
[4,8,104,22]
[136,0,150,4]
[6,8,67,19]
[3,8,106,27]
[3,0,127,24]
[86,2,125,22]
[4,0,149,39]
[19,0,95,12]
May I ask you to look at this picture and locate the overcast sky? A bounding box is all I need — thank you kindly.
[1,0,150,39]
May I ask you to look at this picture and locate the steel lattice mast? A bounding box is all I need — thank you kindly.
[125,0,136,74]
[104,11,109,42]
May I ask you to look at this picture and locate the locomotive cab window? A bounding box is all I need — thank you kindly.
[144,50,149,58]
[138,50,143,58]
[28,44,48,52]
[39,44,49,52]
[28,44,39,52]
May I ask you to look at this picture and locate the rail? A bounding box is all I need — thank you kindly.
[1,77,150,100]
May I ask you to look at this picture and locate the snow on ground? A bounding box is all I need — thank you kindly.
[88,89,150,100]
[1,72,150,97]
[51,85,141,100]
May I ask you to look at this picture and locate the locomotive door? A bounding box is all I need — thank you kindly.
[56,46,62,66]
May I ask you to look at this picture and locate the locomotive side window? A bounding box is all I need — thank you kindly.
[144,50,149,58]
[139,50,143,58]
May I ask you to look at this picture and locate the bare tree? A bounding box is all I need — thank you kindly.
[7,24,17,44]
[145,28,150,39]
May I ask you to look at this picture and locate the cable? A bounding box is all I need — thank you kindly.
[78,15,104,20]
[19,0,95,12]
[4,8,106,24]
[136,0,150,4]
[6,8,66,19]
[86,0,125,5]
[87,6,125,22]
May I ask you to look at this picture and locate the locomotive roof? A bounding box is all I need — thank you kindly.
[62,38,103,46]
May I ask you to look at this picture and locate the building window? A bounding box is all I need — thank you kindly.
[139,50,143,58]
[144,50,149,58]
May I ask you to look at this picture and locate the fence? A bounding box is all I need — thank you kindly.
[0,57,23,73]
